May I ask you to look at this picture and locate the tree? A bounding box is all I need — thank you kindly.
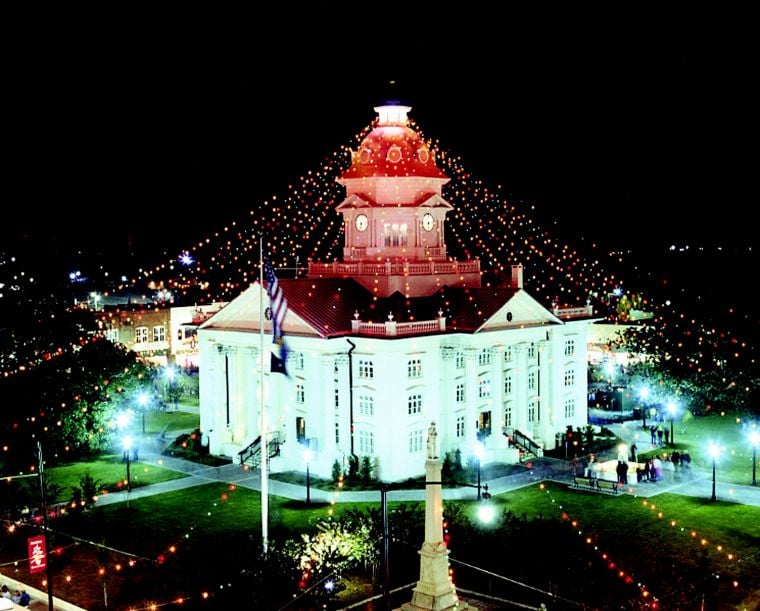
[359,456,373,484]
[331,459,342,484]
[617,308,758,416]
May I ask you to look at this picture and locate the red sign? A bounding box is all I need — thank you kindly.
[28,535,47,573]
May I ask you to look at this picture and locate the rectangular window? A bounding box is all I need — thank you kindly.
[564,339,575,357]
[455,352,464,369]
[528,370,536,391]
[408,394,422,415]
[504,402,513,427]
[358,360,374,379]
[135,327,148,343]
[527,343,536,360]
[335,421,340,444]
[359,430,374,455]
[334,388,340,408]
[503,373,513,395]
[564,368,575,387]
[528,399,537,423]
[456,383,465,403]
[456,415,465,438]
[478,348,492,366]
[295,352,304,370]
[105,329,119,343]
[565,397,575,418]
[152,326,166,342]
[504,346,514,362]
[359,395,374,416]
[296,383,305,404]
[478,377,491,399]
[409,429,424,453]
[407,358,422,379]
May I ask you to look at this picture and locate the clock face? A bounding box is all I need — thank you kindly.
[422,213,435,231]
[355,214,368,232]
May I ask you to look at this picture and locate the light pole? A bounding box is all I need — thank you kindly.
[137,392,149,434]
[123,436,133,492]
[474,442,484,500]
[667,401,677,446]
[708,441,720,502]
[749,431,760,486]
[303,448,313,504]
[639,386,650,427]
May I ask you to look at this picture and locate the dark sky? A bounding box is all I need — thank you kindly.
[5,12,755,272]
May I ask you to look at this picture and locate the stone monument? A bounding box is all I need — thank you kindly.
[397,422,474,610]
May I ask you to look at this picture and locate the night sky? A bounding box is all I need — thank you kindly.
[5,13,755,274]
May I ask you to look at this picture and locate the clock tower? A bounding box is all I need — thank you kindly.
[310,104,481,297]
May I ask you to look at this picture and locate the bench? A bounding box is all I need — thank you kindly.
[572,476,619,494]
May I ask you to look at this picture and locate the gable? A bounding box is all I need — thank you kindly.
[418,193,453,210]
[335,193,372,211]
[199,282,324,337]
[476,290,561,332]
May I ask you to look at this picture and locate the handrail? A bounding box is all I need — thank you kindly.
[509,429,544,457]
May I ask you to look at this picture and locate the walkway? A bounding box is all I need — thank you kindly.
[94,432,760,508]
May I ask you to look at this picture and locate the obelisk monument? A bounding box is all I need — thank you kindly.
[398,422,473,610]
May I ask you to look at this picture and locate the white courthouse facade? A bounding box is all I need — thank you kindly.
[198,104,592,482]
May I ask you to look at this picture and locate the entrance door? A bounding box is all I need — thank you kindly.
[296,417,306,443]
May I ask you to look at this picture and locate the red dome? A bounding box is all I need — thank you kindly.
[341,123,448,180]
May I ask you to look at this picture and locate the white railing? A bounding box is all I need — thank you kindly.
[351,318,446,336]
[309,260,480,277]
[554,305,594,318]
[396,320,440,335]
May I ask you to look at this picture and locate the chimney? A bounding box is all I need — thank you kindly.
[510,264,524,289]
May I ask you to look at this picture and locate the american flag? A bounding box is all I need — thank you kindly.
[264,260,289,376]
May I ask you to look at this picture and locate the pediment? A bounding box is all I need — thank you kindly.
[476,290,562,332]
[335,193,373,211]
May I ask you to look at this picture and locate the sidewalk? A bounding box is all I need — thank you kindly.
[93,432,760,508]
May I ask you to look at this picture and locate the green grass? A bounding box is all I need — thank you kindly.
[8,470,760,608]
[18,477,760,609]
[635,413,759,485]
[143,410,199,434]
[45,454,188,502]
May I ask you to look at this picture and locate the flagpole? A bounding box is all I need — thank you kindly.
[259,236,268,557]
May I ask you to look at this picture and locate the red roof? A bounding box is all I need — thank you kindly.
[341,124,448,180]
[280,278,520,337]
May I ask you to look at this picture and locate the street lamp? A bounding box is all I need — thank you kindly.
[639,386,650,427]
[474,442,484,500]
[303,448,313,504]
[708,441,720,502]
[667,401,677,446]
[123,436,133,492]
[137,392,149,434]
[749,431,760,487]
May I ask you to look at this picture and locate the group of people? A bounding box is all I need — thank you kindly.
[1,584,31,607]
[649,424,671,446]
[615,460,630,484]
[635,451,691,483]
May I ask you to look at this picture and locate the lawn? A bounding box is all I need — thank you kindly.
[143,410,199,434]
[633,412,759,485]
[8,478,757,609]
[45,454,188,502]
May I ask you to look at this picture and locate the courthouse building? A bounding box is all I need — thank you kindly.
[198,104,592,481]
